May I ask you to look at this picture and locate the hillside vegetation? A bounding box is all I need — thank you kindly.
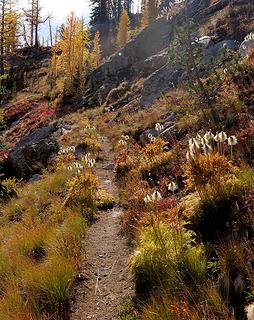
[1,0,254,319]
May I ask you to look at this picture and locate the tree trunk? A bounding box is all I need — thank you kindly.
[30,0,34,46]
[49,16,53,46]
[34,0,39,47]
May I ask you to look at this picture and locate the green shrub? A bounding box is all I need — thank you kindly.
[0,177,18,202]
[130,222,206,298]
[189,168,253,243]
[118,297,140,320]
[64,171,99,221]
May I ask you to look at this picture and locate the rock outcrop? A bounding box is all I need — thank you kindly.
[7,123,61,178]
[6,47,52,94]
[78,0,253,111]
[79,18,173,109]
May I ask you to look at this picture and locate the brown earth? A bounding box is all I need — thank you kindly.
[70,136,134,320]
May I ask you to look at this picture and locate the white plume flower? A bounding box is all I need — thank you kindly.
[155,123,164,132]
[119,139,127,146]
[204,131,214,142]
[151,191,162,201]
[148,133,153,140]
[246,303,254,320]
[191,138,200,152]
[168,182,178,192]
[188,138,195,147]
[200,137,208,146]
[218,131,228,142]
[214,132,220,142]
[144,195,152,203]
[196,133,202,142]
[228,135,237,146]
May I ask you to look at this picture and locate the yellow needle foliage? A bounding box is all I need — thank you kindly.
[117,10,131,49]
[4,10,19,53]
[90,31,101,70]
[51,12,90,95]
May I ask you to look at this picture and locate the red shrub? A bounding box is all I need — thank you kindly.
[1,98,59,161]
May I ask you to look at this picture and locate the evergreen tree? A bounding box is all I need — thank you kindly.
[123,0,132,15]
[117,10,130,48]
[90,0,110,27]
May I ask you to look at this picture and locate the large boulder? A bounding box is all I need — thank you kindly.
[8,123,60,178]
[197,36,215,49]
[9,138,59,179]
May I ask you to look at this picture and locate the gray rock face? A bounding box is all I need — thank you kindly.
[78,0,254,111]
[79,18,173,108]
[197,36,215,49]
[9,138,59,179]
[138,49,169,78]
[8,124,60,178]
[29,174,43,183]
[91,19,172,86]
[140,65,181,107]
[240,38,254,57]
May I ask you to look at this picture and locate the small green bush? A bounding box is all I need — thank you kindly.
[0,177,18,202]
[130,222,206,298]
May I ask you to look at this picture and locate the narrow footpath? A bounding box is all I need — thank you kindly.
[70,136,134,320]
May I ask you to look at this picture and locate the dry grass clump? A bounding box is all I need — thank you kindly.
[0,177,19,202]
[185,152,237,200]
[0,173,86,318]
[0,118,108,319]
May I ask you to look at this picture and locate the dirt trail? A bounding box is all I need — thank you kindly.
[70,136,134,320]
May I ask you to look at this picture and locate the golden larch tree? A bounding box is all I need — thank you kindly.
[0,0,20,75]
[117,10,131,49]
[140,5,149,29]
[90,31,101,70]
[51,13,90,95]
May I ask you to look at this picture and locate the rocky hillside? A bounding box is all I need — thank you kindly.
[1,0,253,183]
[1,1,254,320]
[80,0,254,111]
